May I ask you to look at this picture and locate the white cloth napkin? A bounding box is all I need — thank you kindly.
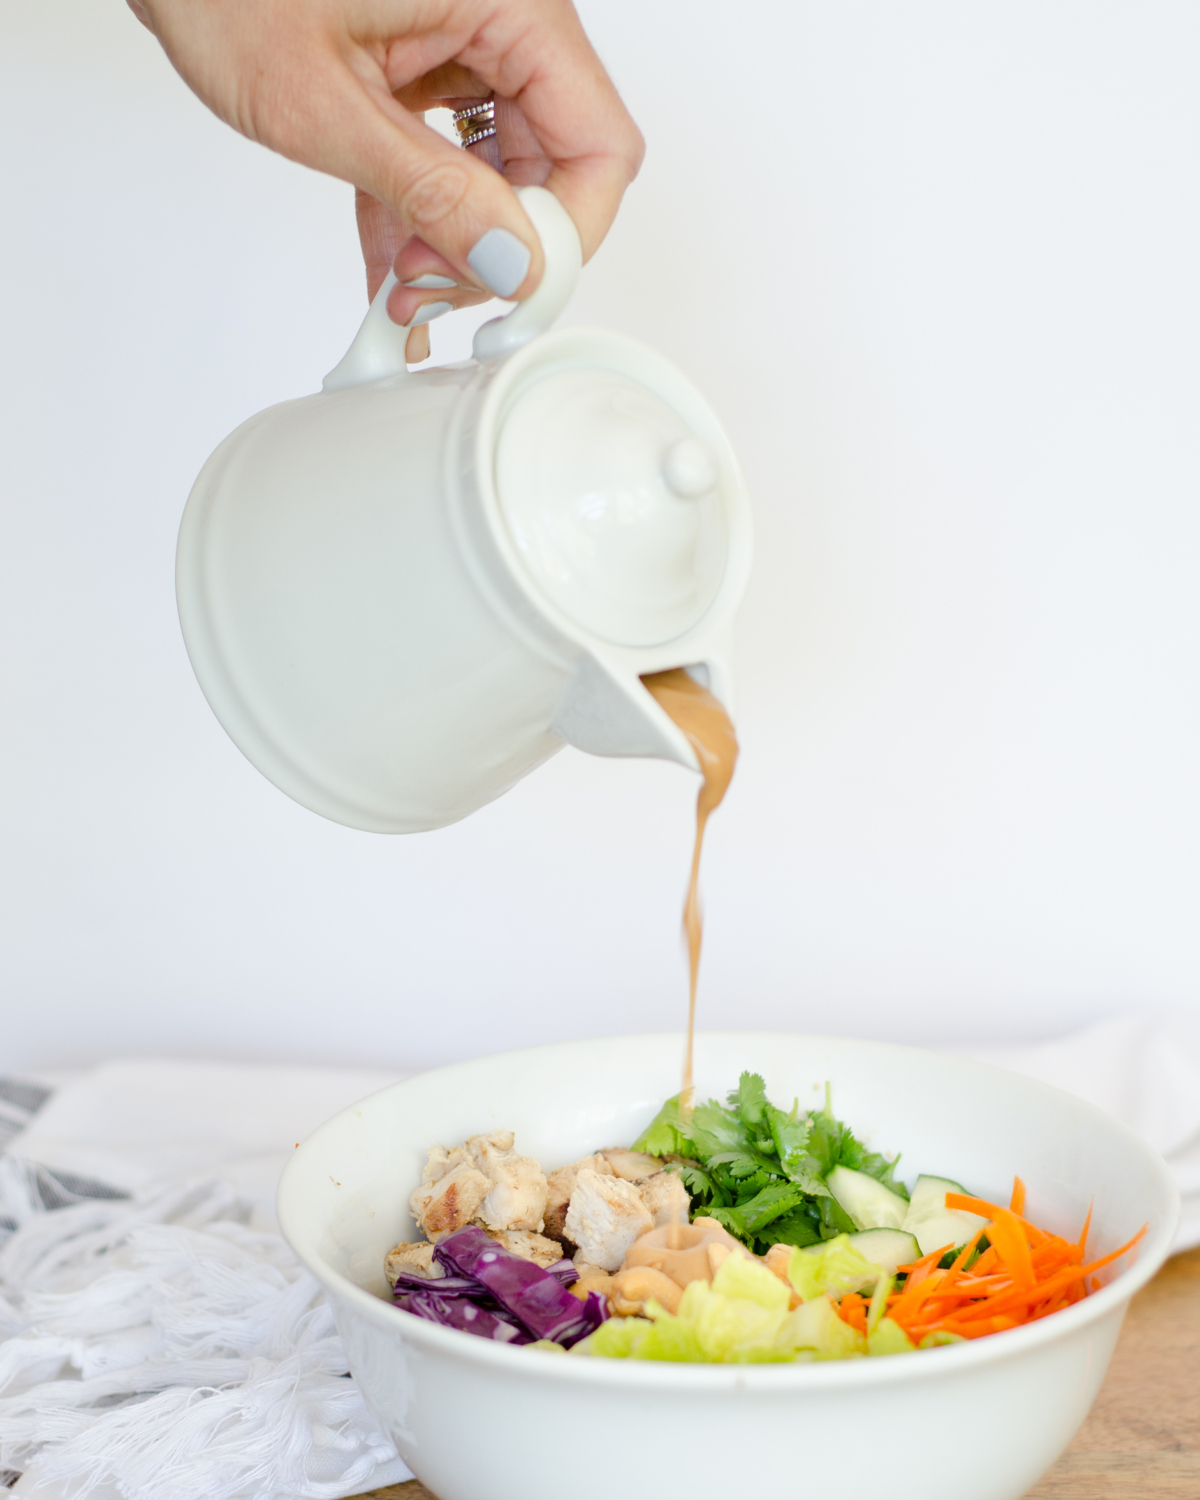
[0,1061,413,1500]
[2,1059,407,1213]
[1,1020,1198,1499]
[953,1012,1200,1250]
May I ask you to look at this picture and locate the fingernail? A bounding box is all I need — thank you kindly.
[410,300,453,326]
[467,228,531,297]
[403,274,457,289]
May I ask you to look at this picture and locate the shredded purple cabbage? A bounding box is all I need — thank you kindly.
[434,1227,604,1344]
[390,1270,486,1299]
[393,1285,529,1343]
[391,1228,606,1348]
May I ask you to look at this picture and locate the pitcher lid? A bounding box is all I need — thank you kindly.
[491,351,733,649]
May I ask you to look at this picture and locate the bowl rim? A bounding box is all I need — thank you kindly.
[278,1030,1181,1391]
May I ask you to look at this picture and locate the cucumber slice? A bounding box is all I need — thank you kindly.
[846,1228,921,1277]
[906,1174,967,1217]
[826,1165,909,1231]
[901,1174,990,1257]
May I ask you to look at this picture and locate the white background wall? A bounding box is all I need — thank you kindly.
[2,2,1198,1075]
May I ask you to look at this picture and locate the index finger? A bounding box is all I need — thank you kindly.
[456,1,645,261]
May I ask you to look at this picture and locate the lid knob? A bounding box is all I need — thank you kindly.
[663,437,717,498]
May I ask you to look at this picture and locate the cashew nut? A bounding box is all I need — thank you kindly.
[608,1265,684,1316]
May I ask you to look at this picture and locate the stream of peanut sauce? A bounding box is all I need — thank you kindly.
[461,120,734,1130]
[640,669,740,1123]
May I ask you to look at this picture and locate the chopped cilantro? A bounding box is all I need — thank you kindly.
[728,1071,769,1126]
[636,1072,904,1255]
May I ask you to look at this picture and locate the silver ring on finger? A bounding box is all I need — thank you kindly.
[452,101,496,148]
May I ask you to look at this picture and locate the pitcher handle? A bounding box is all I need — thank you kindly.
[472,186,582,360]
[322,271,416,392]
[323,186,581,392]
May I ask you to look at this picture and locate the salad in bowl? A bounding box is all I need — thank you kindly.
[384,1073,1143,1366]
[277,1033,1178,1500]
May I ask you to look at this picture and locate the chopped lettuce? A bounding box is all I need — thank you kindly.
[867,1318,916,1356]
[577,1308,706,1362]
[633,1072,904,1255]
[867,1271,894,1333]
[572,1211,967,1366]
[918,1329,966,1349]
[576,1250,948,1365]
[786,1234,882,1301]
[677,1286,793,1362]
[579,1315,655,1359]
[710,1251,791,1309]
[788,1295,868,1361]
[577,1253,874,1364]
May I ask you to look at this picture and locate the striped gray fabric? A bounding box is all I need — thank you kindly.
[0,1079,52,1153]
[0,1078,130,1249]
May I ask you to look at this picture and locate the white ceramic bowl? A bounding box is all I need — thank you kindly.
[277,1034,1179,1500]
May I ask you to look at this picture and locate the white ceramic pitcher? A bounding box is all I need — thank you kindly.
[176,187,752,833]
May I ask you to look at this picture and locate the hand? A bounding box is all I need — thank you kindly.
[356,81,565,359]
[129,0,644,352]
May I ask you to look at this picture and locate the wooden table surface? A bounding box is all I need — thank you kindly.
[354,1247,1200,1500]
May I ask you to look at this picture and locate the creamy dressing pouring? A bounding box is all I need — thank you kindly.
[641,669,739,1112]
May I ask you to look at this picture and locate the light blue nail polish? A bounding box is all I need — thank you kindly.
[403,274,457,289]
[467,228,532,298]
[410,301,454,326]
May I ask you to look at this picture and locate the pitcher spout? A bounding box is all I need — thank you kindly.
[552,653,705,771]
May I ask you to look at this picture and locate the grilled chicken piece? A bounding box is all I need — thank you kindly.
[600,1148,664,1183]
[384,1241,440,1284]
[544,1154,614,1245]
[384,1240,443,1285]
[411,1129,549,1240]
[481,1228,564,1267]
[637,1169,691,1228]
[421,1141,474,1179]
[468,1131,548,1233]
[563,1168,654,1271]
[409,1161,491,1240]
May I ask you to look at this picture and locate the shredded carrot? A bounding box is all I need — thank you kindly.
[896,1245,954,1284]
[948,1191,1050,1248]
[867,1193,1148,1348]
[888,1267,949,1325]
[946,1191,1011,1220]
[1077,1200,1094,1260]
[837,1292,868,1335]
[987,1207,1037,1291]
[931,1227,988,1300]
